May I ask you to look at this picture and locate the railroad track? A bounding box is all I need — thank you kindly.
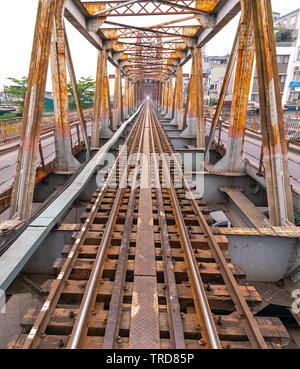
[15,102,289,349]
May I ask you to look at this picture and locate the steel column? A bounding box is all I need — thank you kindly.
[165,76,173,119]
[64,27,91,160]
[123,76,129,120]
[92,50,104,147]
[181,47,205,148]
[112,66,122,130]
[205,22,240,163]
[251,0,294,225]
[128,79,134,114]
[51,10,80,171]
[212,1,255,173]
[170,65,183,129]
[10,0,57,220]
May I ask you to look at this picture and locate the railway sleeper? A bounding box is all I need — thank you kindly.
[20,307,288,348]
[41,279,260,312]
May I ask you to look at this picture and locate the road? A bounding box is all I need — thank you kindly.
[0,121,92,193]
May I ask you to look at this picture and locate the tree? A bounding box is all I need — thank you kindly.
[4,77,28,114]
[67,76,95,110]
[209,98,216,106]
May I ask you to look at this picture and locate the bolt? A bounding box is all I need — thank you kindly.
[180,312,185,319]
[217,316,222,326]
[39,332,46,339]
[195,324,201,330]
[162,284,167,290]
[198,338,205,346]
[186,282,191,288]
[103,318,107,324]
[199,263,204,269]
[59,339,65,348]
[206,283,211,291]
[100,279,104,285]
[124,284,128,291]
[69,311,75,318]
[92,309,97,316]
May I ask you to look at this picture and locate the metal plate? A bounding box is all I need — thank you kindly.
[129,276,160,349]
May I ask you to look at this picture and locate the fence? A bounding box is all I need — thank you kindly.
[0,117,54,145]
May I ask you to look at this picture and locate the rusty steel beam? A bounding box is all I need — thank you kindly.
[92,50,105,147]
[211,1,255,174]
[251,0,294,226]
[112,66,122,130]
[123,75,129,120]
[181,46,205,148]
[64,26,91,160]
[165,76,174,119]
[205,20,240,163]
[51,8,81,172]
[170,64,183,129]
[10,0,57,220]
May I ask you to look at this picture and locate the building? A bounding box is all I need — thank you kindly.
[203,54,234,106]
[250,8,300,111]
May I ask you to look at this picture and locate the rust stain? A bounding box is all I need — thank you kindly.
[195,0,218,12]
[182,26,199,37]
[102,28,118,38]
[82,2,106,15]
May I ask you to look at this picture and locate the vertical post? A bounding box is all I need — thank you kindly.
[182,75,191,131]
[205,22,240,163]
[128,79,134,115]
[64,27,90,160]
[251,0,294,225]
[101,54,113,137]
[10,0,57,220]
[51,11,80,171]
[165,76,173,119]
[195,47,205,148]
[162,80,168,115]
[123,76,129,120]
[211,2,255,173]
[170,65,183,129]
[112,66,121,130]
[92,50,105,147]
[180,47,205,149]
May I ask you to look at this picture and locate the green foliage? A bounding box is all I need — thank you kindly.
[0,112,19,121]
[275,29,296,43]
[4,77,28,114]
[4,78,27,112]
[67,76,95,110]
[209,98,216,107]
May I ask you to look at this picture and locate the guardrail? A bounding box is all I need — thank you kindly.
[0,108,93,145]
[206,110,300,142]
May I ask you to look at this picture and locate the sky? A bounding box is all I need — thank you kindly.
[0,0,299,91]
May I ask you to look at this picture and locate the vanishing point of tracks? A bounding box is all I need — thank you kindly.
[17,102,287,349]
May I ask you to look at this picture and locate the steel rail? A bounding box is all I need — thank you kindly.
[102,109,147,348]
[67,106,147,348]
[151,105,268,349]
[22,105,144,349]
[149,104,221,349]
[148,107,186,349]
